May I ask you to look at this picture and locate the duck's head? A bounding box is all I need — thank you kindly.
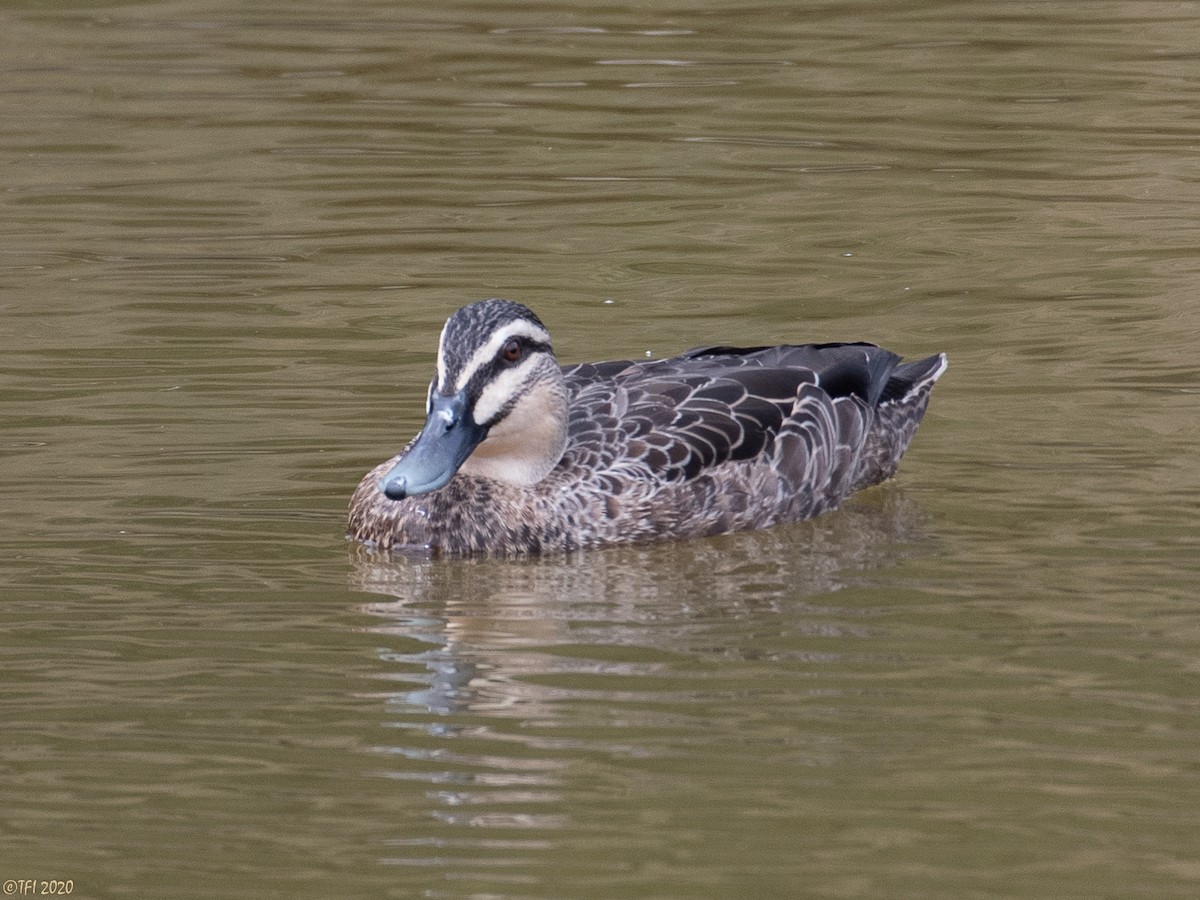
[378,299,569,500]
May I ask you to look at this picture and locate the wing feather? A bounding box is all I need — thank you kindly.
[560,343,900,490]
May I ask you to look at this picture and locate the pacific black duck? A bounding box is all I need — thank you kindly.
[348,299,947,555]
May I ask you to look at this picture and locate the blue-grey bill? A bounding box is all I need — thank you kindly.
[378,391,487,500]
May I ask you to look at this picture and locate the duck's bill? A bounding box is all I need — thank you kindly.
[378,391,487,500]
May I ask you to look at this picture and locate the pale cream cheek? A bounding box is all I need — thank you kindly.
[470,363,534,426]
[460,379,567,486]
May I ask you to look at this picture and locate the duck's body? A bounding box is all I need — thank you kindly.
[348,300,947,556]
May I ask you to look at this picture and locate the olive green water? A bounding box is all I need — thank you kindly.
[3,1,1199,898]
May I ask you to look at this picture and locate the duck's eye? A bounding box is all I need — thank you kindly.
[501,339,522,364]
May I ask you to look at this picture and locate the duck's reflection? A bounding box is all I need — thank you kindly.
[351,486,933,716]
[350,487,934,864]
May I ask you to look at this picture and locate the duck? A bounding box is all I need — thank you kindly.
[348,299,947,556]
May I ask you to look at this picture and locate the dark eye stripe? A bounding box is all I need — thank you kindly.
[459,340,553,413]
[481,340,550,377]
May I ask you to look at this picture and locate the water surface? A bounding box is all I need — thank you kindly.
[3,1,1199,897]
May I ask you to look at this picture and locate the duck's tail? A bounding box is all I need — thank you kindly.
[853,353,948,491]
